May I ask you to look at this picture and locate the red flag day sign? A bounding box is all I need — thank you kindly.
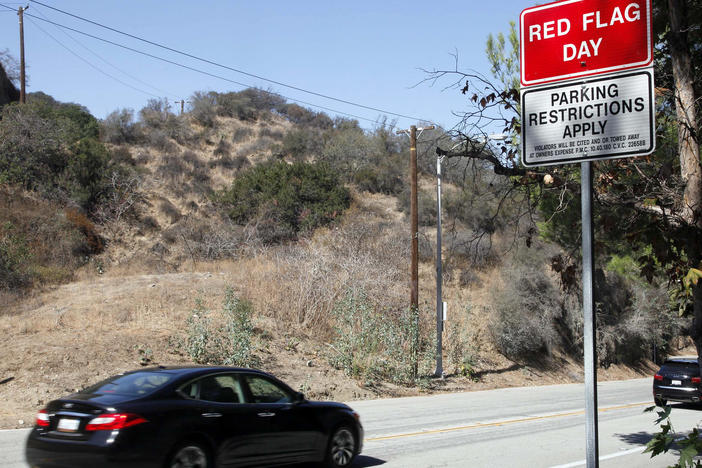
[520,0,652,86]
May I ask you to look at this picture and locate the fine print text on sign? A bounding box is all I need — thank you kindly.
[521,69,655,167]
[520,0,652,86]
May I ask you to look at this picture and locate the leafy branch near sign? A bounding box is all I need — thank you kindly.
[644,404,702,468]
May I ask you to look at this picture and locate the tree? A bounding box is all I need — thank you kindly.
[0,49,23,87]
[423,1,702,360]
[0,93,113,211]
[665,0,702,357]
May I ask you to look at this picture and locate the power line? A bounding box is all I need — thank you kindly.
[31,6,179,100]
[29,0,429,123]
[1,4,379,124]
[28,17,165,99]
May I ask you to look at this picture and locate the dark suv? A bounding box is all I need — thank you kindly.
[653,357,702,406]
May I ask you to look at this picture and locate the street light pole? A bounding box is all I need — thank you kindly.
[434,152,445,378]
[433,133,506,379]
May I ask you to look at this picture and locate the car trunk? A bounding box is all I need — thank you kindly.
[658,361,700,387]
[42,394,136,440]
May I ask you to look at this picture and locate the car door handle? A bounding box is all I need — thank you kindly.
[201,413,222,418]
[257,412,276,418]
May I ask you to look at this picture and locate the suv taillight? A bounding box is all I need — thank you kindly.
[85,413,147,431]
[692,377,701,384]
[36,409,50,427]
[654,374,663,381]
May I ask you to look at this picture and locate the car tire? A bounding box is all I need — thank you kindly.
[325,425,357,468]
[167,441,211,468]
[654,397,667,407]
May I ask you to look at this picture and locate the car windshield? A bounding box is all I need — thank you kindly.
[82,372,174,396]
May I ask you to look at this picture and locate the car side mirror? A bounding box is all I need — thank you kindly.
[294,392,305,403]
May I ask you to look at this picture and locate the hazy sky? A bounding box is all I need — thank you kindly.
[0,1,528,129]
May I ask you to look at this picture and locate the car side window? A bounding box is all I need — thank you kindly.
[181,374,245,404]
[243,375,292,404]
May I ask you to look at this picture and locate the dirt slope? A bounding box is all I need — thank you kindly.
[0,265,659,430]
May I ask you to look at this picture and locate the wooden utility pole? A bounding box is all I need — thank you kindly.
[397,124,434,379]
[175,100,185,114]
[396,125,435,311]
[18,5,28,103]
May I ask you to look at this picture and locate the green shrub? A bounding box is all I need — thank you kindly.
[328,288,425,385]
[353,155,404,194]
[184,289,256,366]
[282,104,333,129]
[139,98,172,129]
[231,126,253,142]
[181,150,202,168]
[217,161,350,242]
[27,92,99,141]
[214,139,232,157]
[65,138,111,209]
[0,98,113,211]
[238,88,286,114]
[280,128,320,160]
[258,126,284,140]
[221,289,255,366]
[215,92,255,121]
[320,126,376,177]
[101,108,140,144]
[488,262,561,359]
[189,91,218,127]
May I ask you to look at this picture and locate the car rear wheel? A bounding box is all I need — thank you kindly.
[168,442,210,468]
[325,425,357,468]
[654,397,667,407]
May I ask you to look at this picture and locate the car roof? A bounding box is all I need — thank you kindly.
[663,357,699,364]
[120,366,269,378]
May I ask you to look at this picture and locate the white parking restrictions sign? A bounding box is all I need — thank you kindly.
[521,68,655,167]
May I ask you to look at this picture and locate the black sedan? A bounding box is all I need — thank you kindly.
[653,357,702,406]
[26,366,363,468]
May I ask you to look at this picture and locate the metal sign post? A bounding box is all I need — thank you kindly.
[581,161,599,467]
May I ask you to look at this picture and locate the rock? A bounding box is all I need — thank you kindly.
[306,360,314,367]
[18,419,24,425]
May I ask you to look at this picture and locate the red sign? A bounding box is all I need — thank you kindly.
[520,0,652,86]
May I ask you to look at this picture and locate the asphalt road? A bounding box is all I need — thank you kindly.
[3,378,701,467]
[353,378,702,467]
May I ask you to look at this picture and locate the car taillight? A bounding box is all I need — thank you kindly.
[36,409,50,427]
[85,413,147,431]
[654,374,663,381]
[693,377,701,384]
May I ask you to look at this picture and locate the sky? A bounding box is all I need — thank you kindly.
[0,0,530,130]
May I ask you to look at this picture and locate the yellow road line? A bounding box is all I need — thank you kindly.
[365,401,652,442]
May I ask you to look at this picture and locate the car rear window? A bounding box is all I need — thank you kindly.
[83,372,174,396]
[661,362,700,375]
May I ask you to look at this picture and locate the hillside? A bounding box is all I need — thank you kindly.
[0,90,678,429]
[0,193,660,430]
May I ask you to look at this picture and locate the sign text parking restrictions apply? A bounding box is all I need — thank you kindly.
[522,69,654,166]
